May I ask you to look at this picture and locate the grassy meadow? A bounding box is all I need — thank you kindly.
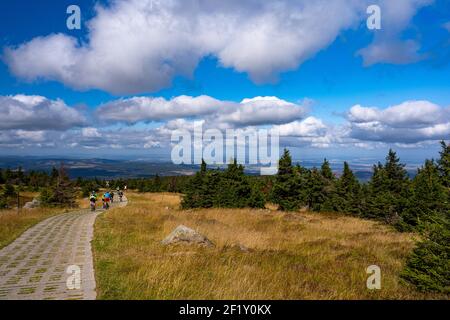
[0,190,96,250]
[0,192,62,249]
[92,192,445,300]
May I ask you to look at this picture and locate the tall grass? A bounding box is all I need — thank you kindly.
[0,207,62,249]
[93,192,446,299]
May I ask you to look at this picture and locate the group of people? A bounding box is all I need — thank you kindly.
[89,188,125,211]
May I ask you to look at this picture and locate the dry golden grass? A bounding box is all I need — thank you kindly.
[93,192,445,300]
[0,191,88,249]
[0,206,62,249]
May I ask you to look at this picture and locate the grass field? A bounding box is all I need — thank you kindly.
[92,192,445,300]
[0,191,90,250]
[0,191,62,249]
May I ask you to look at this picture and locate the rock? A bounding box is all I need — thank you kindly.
[162,225,214,247]
[237,244,251,253]
[23,198,41,209]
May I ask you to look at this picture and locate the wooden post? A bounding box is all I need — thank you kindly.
[17,189,20,214]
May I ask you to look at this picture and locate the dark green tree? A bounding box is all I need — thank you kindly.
[438,140,450,189]
[400,160,448,231]
[335,162,361,215]
[272,149,302,211]
[320,159,338,211]
[40,164,77,208]
[401,221,450,293]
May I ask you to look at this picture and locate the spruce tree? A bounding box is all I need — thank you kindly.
[366,150,410,223]
[40,164,77,208]
[306,168,326,211]
[401,220,450,293]
[272,149,301,211]
[384,149,409,195]
[320,159,334,181]
[400,160,448,230]
[336,162,361,215]
[438,140,450,189]
[320,159,337,211]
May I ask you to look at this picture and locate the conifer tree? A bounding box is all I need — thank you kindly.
[336,162,361,214]
[306,168,326,211]
[438,140,450,189]
[320,159,334,181]
[400,160,448,230]
[401,220,450,293]
[320,159,337,211]
[181,159,207,209]
[40,164,77,208]
[272,149,301,211]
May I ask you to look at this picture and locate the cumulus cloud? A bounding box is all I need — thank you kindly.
[275,117,327,137]
[347,100,450,143]
[98,95,224,123]
[0,95,86,131]
[98,95,308,127]
[1,93,447,151]
[4,0,429,95]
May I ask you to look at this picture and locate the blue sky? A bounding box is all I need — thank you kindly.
[0,0,449,164]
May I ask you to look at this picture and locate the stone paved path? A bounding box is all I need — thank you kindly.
[0,198,127,300]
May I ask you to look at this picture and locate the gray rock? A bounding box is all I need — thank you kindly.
[23,198,41,209]
[162,225,214,247]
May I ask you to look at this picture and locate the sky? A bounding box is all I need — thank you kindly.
[0,0,449,165]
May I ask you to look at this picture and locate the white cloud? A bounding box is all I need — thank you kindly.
[0,94,86,131]
[98,95,223,123]
[275,117,327,137]
[347,100,450,143]
[98,95,308,127]
[4,0,430,95]
[81,127,102,138]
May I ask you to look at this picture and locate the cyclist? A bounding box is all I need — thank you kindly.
[102,191,111,209]
[89,191,98,212]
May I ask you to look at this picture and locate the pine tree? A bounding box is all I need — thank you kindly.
[306,168,326,211]
[336,162,361,215]
[320,159,337,211]
[366,150,410,223]
[385,149,409,193]
[272,149,302,211]
[438,140,450,189]
[401,220,450,293]
[320,159,334,181]
[400,160,448,230]
[181,159,210,209]
[40,164,77,208]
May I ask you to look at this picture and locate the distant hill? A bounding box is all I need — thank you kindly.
[0,156,419,181]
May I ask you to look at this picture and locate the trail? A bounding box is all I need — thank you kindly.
[0,198,127,300]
